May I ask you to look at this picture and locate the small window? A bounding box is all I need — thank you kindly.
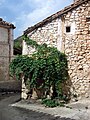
[66,26,71,33]
[86,17,90,22]
[88,31,90,34]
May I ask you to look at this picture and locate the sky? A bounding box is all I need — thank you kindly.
[0,0,73,39]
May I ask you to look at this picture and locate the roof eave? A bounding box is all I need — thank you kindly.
[24,0,89,35]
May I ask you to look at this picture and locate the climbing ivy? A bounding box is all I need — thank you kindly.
[10,35,68,99]
[22,35,39,49]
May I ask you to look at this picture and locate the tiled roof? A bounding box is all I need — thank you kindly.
[24,0,89,35]
[0,18,15,29]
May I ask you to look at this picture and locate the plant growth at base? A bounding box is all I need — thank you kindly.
[10,35,69,99]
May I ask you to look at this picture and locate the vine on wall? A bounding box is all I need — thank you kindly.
[10,35,69,100]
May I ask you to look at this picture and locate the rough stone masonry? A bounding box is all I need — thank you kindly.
[0,18,21,92]
[23,0,90,99]
[0,18,15,81]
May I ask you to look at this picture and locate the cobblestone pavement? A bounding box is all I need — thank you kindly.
[0,93,74,120]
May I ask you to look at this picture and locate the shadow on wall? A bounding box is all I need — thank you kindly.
[61,75,72,101]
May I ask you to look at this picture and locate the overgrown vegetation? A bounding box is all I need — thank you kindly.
[42,98,66,107]
[10,35,69,106]
[14,36,22,55]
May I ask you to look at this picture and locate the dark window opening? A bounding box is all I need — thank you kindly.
[86,17,90,22]
[66,26,71,33]
[88,30,90,34]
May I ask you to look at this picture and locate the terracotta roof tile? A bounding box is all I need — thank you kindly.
[0,18,15,29]
[24,0,89,35]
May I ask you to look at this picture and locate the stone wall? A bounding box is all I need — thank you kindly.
[28,19,59,47]
[0,27,10,81]
[63,1,90,98]
[23,1,90,99]
[0,80,21,92]
[0,57,9,81]
[0,20,21,92]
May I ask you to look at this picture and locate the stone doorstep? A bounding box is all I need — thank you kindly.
[12,101,78,118]
[11,99,90,120]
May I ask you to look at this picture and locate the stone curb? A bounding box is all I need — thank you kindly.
[12,99,90,120]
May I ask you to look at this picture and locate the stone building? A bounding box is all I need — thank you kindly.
[23,0,90,99]
[0,18,21,91]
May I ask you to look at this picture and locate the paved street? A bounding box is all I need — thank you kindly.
[0,93,74,120]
